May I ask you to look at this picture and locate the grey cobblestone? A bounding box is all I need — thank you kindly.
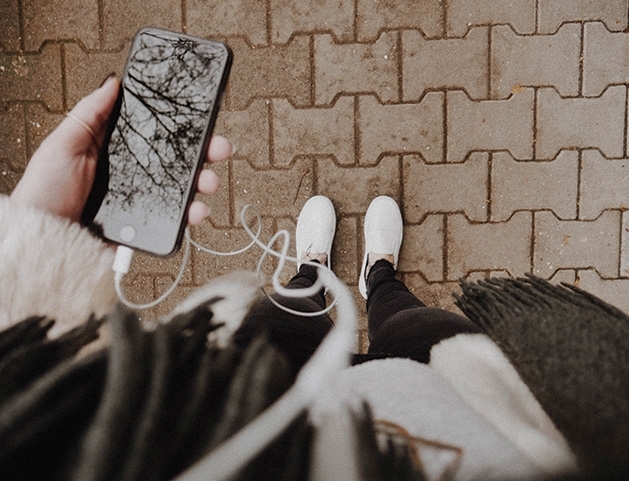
[536,86,626,160]
[491,151,579,222]
[447,211,533,280]
[357,0,443,41]
[580,150,629,220]
[622,211,629,278]
[403,27,488,101]
[317,156,401,215]
[359,94,443,165]
[23,0,100,51]
[187,0,267,46]
[534,210,621,279]
[399,215,445,282]
[0,104,26,176]
[64,44,128,106]
[538,0,628,34]
[583,22,629,97]
[232,157,315,222]
[446,0,536,37]
[315,33,399,105]
[403,152,489,223]
[0,46,63,110]
[271,0,354,44]
[1,0,22,51]
[491,24,581,99]
[447,88,534,162]
[215,100,271,169]
[577,269,629,313]
[228,36,311,110]
[404,273,462,313]
[24,104,64,157]
[273,97,355,166]
[102,0,182,50]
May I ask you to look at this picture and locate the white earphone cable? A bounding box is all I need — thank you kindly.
[112,204,337,318]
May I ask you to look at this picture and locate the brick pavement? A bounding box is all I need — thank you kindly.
[3,1,629,349]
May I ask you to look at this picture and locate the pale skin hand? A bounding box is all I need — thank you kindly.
[10,75,233,225]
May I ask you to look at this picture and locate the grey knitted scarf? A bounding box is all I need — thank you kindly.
[454,275,629,472]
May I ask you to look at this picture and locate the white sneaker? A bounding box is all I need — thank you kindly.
[358,196,403,298]
[295,196,336,270]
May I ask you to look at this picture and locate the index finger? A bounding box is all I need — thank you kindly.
[207,135,234,164]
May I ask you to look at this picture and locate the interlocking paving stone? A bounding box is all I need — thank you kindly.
[621,211,629,278]
[4,1,629,327]
[404,273,463,313]
[577,269,629,313]
[491,151,579,222]
[228,36,311,110]
[0,104,26,175]
[403,27,488,101]
[446,0,536,37]
[317,156,401,215]
[536,86,626,160]
[580,150,629,220]
[356,0,443,41]
[191,220,281,284]
[359,93,443,165]
[64,43,129,106]
[24,104,64,157]
[129,248,193,286]
[215,100,271,168]
[187,0,267,46]
[330,216,360,288]
[447,211,533,280]
[271,0,354,44]
[101,0,182,50]
[447,88,534,163]
[232,157,315,221]
[403,152,489,223]
[315,32,399,105]
[273,97,354,166]
[0,45,63,111]
[0,0,21,51]
[537,0,628,34]
[534,210,621,279]
[583,22,629,97]
[491,24,581,99]
[399,215,445,282]
[119,273,159,319]
[23,0,100,51]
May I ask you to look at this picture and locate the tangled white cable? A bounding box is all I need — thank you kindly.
[112,204,336,317]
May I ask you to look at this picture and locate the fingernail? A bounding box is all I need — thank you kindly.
[230,143,238,156]
[99,72,117,88]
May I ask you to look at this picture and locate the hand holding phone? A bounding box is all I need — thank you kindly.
[83,28,232,256]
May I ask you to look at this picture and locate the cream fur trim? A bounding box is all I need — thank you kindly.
[430,333,578,474]
[0,196,116,336]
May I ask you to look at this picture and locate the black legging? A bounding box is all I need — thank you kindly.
[233,260,480,372]
[365,259,481,363]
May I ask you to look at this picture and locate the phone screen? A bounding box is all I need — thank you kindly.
[86,28,232,256]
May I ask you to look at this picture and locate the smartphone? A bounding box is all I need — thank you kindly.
[82,27,232,256]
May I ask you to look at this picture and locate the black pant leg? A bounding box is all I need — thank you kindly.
[366,260,480,363]
[233,264,333,375]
